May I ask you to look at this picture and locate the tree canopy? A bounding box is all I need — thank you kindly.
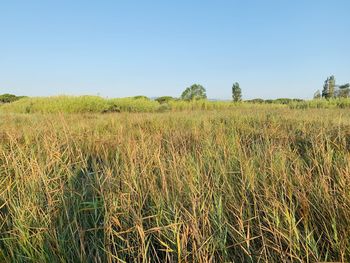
[232,82,242,102]
[180,84,207,101]
[322,76,335,99]
[337,84,350,98]
[0,94,26,103]
[321,76,349,99]
[313,90,321,99]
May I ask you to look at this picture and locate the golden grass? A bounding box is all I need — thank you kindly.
[1,107,350,262]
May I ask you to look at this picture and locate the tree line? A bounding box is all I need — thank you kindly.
[2,76,349,106]
[314,75,350,99]
[153,83,242,104]
[176,83,242,101]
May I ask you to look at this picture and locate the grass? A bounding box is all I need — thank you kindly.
[0,96,160,114]
[0,95,289,114]
[290,98,350,109]
[1,106,350,262]
[2,96,350,114]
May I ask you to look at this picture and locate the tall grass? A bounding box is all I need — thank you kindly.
[2,96,350,114]
[0,96,287,114]
[290,98,350,109]
[1,107,350,262]
[0,96,160,114]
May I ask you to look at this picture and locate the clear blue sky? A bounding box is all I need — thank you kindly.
[1,0,349,99]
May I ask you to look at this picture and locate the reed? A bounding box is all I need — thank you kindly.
[1,107,350,262]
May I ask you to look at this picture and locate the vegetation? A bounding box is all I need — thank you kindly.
[0,96,267,114]
[290,98,350,109]
[321,75,350,99]
[322,75,336,98]
[337,84,350,98]
[5,75,350,114]
[313,90,321,99]
[1,107,350,262]
[0,93,26,104]
[246,98,304,105]
[2,96,350,114]
[0,96,160,114]
[133,95,150,100]
[180,84,207,101]
[155,96,176,104]
[232,82,242,102]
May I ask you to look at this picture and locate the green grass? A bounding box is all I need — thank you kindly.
[290,98,350,109]
[0,96,161,114]
[1,106,350,262]
[2,96,350,114]
[0,95,288,114]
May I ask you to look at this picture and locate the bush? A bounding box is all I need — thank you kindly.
[0,94,26,103]
[245,98,264,104]
[155,96,175,104]
[289,98,350,109]
[133,95,150,100]
[156,103,172,112]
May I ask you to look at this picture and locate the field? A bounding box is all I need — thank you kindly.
[1,103,350,262]
[2,96,350,115]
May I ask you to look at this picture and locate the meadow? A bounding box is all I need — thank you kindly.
[1,100,350,262]
[2,95,350,114]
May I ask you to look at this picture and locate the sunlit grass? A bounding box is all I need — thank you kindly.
[290,98,350,109]
[0,95,287,114]
[1,107,350,262]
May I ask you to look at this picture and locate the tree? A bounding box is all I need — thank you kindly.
[313,90,321,99]
[180,84,207,101]
[232,82,242,102]
[328,75,336,98]
[322,75,335,99]
[0,93,26,103]
[322,77,329,98]
[321,76,350,99]
[337,83,350,98]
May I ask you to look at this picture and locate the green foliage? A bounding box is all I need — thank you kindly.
[245,98,303,104]
[133,95,150,100]
[0,96,160,113]
[0,93,26,103]
[156,103,172,112]
[155,96,176,104]
[108,97,159,112]
[322,75,336,98]
[180,84,207,101]
[339,83,350,89]
[337,84,350,98]
[5,96,350,114]
[322,75,349,99]
[290,98,350,109]
[273,98,303,104]
[169,99,238,111]
[232,82,242,102]
[245,98,264,104]
[313,90,321,99]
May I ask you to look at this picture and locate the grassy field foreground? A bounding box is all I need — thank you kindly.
[1,108,350,262]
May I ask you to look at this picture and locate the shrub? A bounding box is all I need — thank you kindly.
[0,93,26,103]
[155,96,175,104]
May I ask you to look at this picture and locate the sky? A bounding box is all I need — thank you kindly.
[0,0,349,100]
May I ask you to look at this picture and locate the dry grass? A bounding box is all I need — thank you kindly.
[1,107,350,262]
